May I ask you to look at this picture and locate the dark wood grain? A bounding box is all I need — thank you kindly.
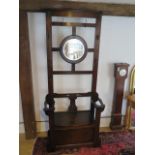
[46,12,56,151]
[53,71,93,74]
[94,110,102,146]
[90,15,102,119]
[52,47,94,52]
[44,92,104,151]
[54,111,92,127]
[110,63,129,129]
[51,92,93,98]
[19,0,135,16]
[49,10,99,18]
[72,26,76,35]
[52,22,96,27]
[46,12,53,94]
[71,64,75,72]
[19,11,36,139]
[44,10,105,152]
[68,95,77,113]
[55,127,94,145]
[92,15,102,92]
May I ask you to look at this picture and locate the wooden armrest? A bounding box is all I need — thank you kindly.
[93,98,105,112]
[44,94,55,115]
[44,101,50,115]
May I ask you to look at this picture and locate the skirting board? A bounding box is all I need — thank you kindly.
[19,117,111,133]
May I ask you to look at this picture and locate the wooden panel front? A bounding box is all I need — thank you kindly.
[55,127,94,145]
[54,111,92,127]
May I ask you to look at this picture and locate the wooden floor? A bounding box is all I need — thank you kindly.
[19,127,120,155]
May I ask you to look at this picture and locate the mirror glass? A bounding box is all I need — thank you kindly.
[62,39,85,61]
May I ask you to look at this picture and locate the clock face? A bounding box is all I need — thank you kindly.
[119,69,127,77]
[60,35,87,64]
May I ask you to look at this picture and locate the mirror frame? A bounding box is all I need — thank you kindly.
[60,35,88,64]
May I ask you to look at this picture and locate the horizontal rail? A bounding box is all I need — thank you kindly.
[52,22,96,27]
[53,71,93,74]
[20,1,135,17]
[55,124,95,130]
[52,92,93,98]
[50,10,98,18]
[52,48,94,52]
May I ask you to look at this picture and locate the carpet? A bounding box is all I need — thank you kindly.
[32,131,135,155]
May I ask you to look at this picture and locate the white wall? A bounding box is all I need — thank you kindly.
[19,13,135,133]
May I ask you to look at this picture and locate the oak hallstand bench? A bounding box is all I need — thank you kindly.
[43,10,105,152]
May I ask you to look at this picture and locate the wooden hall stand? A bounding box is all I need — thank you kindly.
[43,10,105,152]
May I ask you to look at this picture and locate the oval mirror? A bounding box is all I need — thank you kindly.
[60,35,87,64]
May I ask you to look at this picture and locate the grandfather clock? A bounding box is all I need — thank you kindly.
[110,63,129,129]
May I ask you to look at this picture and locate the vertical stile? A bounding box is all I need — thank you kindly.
[46,12,56,151]
[90,14,102,128]
[71,26,76,71]
[46,12,54,94]
[92,14,102,146]
[72,26,76,35]
[92,14,102,92]
[71,64,75,71]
